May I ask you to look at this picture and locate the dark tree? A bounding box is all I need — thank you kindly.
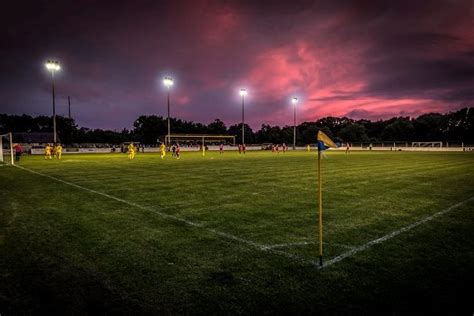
[255,124,282,143]
[298,122,320,144]
[207,119,227,134]
[228,123,254,144]
[357,119,386,141]
[381,117,415,141]
[133,115,167,144]
[338,123,369,142]
[413,113,445,141]
[1,108,472,145]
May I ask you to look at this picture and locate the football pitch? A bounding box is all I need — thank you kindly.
[1,150,473,313]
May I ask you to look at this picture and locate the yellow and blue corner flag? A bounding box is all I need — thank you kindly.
[317,130,337,151]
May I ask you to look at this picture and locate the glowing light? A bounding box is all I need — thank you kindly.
[163,76,173,88]
[240,88,247,96]
[292,97,298,105]
[45,60,60,71]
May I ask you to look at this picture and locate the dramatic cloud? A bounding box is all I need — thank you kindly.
[1,0,473,129]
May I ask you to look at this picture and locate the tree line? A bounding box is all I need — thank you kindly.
[0,107,472,145]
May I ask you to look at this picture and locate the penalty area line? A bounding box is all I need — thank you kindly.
[13,165,310,266]
[319,196,474,269]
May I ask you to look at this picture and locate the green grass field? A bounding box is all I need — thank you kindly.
[1,150,473,314]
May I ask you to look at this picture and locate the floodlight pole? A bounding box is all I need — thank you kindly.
[241,94,245,145]
[293,104,296,150]
[163,76,173,147]
[292,97,298,150]
[51,70,57,143]
[46,60,60,143]
[167,89,170,146]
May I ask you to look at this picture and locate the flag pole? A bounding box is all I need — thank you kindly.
[318,147,323,266]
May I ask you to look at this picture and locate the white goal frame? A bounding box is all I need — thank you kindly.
[164,134,236,156]
[0,132,15,165]
[164,134,236,146]
[411,141,443,148]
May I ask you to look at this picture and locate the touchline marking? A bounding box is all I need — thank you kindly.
[263,241,354,250]
[13,165,308,265]
[319,196,474,269]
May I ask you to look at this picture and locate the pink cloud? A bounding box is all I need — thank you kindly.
[174,95,191,106]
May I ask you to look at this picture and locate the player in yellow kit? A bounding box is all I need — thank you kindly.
[159,143,166,159]
[128,142,136,160]
[44,144,52,159]
[55,143,63,160]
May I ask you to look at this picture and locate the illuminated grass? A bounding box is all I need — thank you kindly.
[1,151,473,313]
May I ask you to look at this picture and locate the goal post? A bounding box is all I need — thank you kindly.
[164,134,236,156]
[0,132,15,165]
[411,141,442,148]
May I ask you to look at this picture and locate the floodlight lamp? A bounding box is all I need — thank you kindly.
[45,60,60,71]
[292,97,298,105]
[163,76,173,88]
[240,88,247,96]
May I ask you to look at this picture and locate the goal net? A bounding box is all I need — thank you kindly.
[165,134,236,146]
[164,134,236,156]
[0,133,14,165]
[411,142,442,148]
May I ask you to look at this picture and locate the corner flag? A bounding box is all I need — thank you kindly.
[317,130,337,151]
[316,130,337,266]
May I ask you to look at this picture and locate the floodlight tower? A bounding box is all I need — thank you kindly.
[163,76,173,145]
[240,88,247,145]
[292,97,298,150]
[45,60,61,143]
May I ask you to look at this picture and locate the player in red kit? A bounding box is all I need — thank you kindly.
[14,143,23,162]
[176,144,181,159]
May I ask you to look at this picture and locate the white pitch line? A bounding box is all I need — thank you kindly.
[327,242,355,250]
[264,241,354,250]
[13,165,308,264]
[262,241,312,250]
[319,196,474,269]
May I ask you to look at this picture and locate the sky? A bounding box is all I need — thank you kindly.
[1,0,473,130]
